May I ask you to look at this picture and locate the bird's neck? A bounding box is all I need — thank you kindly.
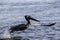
[25,18,30,25]
[27,20,30,25]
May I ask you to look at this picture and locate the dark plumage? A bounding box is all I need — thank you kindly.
[9,15,40,33]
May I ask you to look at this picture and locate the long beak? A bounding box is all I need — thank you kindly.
[31,22,56,26]
[29,17,40,22]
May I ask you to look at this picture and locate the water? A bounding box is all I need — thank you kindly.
[0,0,60,40]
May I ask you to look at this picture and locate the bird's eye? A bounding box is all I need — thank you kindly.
[27,16,30,18]
[25,15,31,18]
[27,16,29,17]
[26,16,30,18]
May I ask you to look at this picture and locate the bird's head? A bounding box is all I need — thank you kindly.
[25,15,40,22]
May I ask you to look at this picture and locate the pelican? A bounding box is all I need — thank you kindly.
[9,15,40,33]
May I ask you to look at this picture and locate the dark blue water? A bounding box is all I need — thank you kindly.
[0,0,60,40]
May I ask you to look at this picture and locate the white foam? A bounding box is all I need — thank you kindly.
[2,30,11,38]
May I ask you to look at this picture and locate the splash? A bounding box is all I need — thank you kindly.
[3,30,11,38]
